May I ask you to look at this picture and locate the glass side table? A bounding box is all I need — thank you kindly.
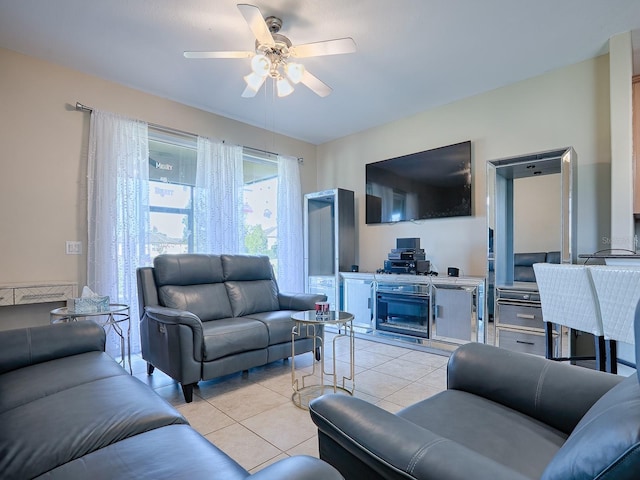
[50,304,131,374]
[290,310,355,409]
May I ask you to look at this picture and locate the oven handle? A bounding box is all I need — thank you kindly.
[377,290,430,297]
[377,294,430,303]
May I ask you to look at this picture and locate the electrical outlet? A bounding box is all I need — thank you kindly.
[66,241,82,255]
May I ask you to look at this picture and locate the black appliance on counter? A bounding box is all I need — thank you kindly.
[376,238,431,337]
[376,282,430,338]
[382,238,430,274]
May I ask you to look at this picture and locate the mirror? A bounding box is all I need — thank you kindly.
[486,147,577,316]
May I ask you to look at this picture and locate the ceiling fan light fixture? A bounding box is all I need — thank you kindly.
[243,72,266,92]
[276,77,294,97]
[285,62,305,84]
[184,4,357,98]
[250,54,271,76]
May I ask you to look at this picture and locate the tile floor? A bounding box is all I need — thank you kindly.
[129,332,450,473]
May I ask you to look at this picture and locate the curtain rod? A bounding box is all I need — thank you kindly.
[242,146,303,164]
[75,102,200,139]
[74,102,303,164]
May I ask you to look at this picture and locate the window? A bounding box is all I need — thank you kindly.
[148,128,196,258]
[242,148,279,265]
[147,128,279,262]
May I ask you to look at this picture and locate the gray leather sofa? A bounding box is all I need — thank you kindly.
[0,321,343,480]
[137,254,326,402]
[309,305,640,479]
[514,251,560,282]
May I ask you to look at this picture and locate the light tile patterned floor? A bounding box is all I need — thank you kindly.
[130,333,450,473]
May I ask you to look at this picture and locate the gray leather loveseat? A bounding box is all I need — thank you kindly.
[0,321,343,479]
[309,305,640,479]
[137,254,326,402]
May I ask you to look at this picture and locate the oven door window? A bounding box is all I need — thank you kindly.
[377,292,429,338]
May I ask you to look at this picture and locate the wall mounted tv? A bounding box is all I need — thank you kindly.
[365,140,472,224]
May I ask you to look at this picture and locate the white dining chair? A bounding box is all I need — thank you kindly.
[533,263,606,370]
[588,266,640,373]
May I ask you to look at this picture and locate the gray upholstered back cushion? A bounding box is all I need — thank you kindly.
[154,254,224,286]
[158,284,233,321]
[221,255,279,316]
[541,375,640,480]
[154,254,232,321]
[221,254,274,281]
[225,280,279,317]
[514,252,547,282]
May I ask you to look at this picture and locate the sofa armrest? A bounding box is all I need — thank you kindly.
[309,394,529,480]
[248,455,344,480]
[0,321,106,375]
[447,342,623,434]
[144,306,203,330]
[278,292,327,311]
[141,305,205,379]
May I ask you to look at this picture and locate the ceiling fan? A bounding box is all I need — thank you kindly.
[184,3,356,98]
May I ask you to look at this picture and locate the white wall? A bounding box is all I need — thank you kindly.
[0,47,317,328]
[609,32,635,250]
[317,55,612,276]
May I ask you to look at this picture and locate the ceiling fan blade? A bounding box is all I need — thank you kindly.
[184,51,253,59]
[241,85,259,98]
[290,38,356,58]
[237,4,275,47]
[300,70,332,97]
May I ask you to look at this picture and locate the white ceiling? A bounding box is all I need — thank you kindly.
[1,0,639,145]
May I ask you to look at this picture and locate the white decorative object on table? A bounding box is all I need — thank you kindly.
[66,286,109,313]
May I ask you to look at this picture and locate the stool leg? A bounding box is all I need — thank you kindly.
[605,339,617,374]
[545,322,554,359]
[595,335,607,372]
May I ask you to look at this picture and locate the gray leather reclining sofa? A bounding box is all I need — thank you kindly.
[309,304,640,480]
[0,321,342,479]
[137,254,325,402]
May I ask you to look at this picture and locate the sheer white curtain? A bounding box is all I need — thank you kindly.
[87,110,149,356]
[193,137,245,253]
[277,155,303,292]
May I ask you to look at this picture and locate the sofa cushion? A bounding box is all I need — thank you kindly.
[0,320,105,376]
[225,280,280,317]
[541,375,640,480]
[246,310,312,345]
[397,389,566,479]
[35,424,249,480]
[221,254,273,281]
[0,350,127,413]
[154,254,224,286]
[202,317,269,361]
[546,251,561,264]
[0,364,187,479]
[514,252,547,282]
[159,283,233,321]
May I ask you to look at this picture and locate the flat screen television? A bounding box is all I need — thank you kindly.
[365,141,472,224]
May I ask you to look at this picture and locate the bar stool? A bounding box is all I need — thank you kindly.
[588,266,640,374]
[533,263,606,370]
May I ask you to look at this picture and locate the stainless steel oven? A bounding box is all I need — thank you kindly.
[375,282,430,338]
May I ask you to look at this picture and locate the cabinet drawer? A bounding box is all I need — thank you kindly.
[497,303,544,330]
[0,288,14,306]
[497,327,555,357]
[14,285,75,305]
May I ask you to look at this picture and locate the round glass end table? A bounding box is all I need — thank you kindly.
[50,304,131,374]
[290,310,355,409]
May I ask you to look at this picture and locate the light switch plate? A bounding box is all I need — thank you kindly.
[66,241,82,255]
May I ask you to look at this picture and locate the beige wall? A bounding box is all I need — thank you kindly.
[0,48,317,328]
[0,47,616,327]
[317,55,612,276]
[609,32,635,250]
